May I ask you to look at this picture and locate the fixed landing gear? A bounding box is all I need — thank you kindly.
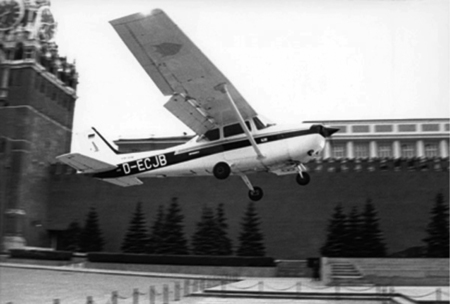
[213,162,263,201]
[240,174,263,201]
[296,172,310,185]
[249,186,264,201]
[296,163,311,186]
[213,162,231,180]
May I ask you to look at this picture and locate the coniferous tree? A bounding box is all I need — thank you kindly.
[121,202,149,253]
[78,207,105,252]
[161,198,189,255]
[215,203,233,255]
[321,204,348,257]
[148,205,166,254]
[237,202,266,257]
[345,206,363,257]
[191,206,220,255]
[359,199,386,257]
[60,221,82,252]
[423,193,449,257]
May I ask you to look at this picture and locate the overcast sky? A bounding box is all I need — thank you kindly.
[51,0,449,140]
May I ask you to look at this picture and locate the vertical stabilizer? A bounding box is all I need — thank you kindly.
[71,127,120,165]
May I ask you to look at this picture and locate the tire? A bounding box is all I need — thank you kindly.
[248,186,264,201]
[213,162,231,180]
[296,172,311,185]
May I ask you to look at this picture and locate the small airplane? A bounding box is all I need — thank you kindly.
[57,9,338,201]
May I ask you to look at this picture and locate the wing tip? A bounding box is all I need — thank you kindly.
[151,8,165,15]
[109,8,165,25]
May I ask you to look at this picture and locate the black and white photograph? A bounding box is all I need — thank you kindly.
[0,0,449,303]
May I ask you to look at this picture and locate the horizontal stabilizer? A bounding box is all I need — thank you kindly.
[56,153,117,174]
[103,176,143,187]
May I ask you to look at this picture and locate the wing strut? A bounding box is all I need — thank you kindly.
[221,84,265,160]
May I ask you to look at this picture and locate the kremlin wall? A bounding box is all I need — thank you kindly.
[47,156,449,259]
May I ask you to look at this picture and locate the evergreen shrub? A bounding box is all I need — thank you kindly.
[9,249,73,261]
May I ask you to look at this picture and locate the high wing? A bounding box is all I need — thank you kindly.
[110,9,258,135]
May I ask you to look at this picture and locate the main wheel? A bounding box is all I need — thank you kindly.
[213,162,231,180]
[248,186,263,201]
[296,172,311,185]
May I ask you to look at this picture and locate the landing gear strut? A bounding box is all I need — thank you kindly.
[240,174,263,201]
[296,163,310,185]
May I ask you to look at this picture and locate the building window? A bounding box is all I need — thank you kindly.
[378,143,392,158]
[332,144,346,159]
[401,143,416,158]
[398,124,416,132]
[375,125,393,132]
[354,143,369,159]
[25,49,34,60]
[425,143,438,158]
[352,125,370,133]
[422,124,439,132]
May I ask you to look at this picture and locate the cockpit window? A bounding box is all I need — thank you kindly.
[224,122,251,138]
[204,128,220,141]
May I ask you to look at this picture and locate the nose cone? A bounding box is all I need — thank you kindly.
[310,124,339,138]
[323,127,339,137]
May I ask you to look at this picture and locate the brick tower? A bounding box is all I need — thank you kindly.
[0,0,77,250]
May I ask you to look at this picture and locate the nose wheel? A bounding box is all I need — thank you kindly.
[296,163,311,185]
[240,174,263,201]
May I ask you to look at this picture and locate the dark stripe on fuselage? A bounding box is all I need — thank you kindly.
[93,128,317,178]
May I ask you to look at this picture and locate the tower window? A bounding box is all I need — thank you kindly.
[25,49,34,60]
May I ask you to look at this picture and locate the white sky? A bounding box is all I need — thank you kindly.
[50,0,449,140]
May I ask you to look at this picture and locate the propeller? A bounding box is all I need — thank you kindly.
[321,126,340,138]
[320,125,339,159]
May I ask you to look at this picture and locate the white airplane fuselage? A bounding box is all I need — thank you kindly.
[92,123,326,181]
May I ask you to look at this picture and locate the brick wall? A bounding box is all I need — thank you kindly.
[1,106,72,249]
[48,159,449,259]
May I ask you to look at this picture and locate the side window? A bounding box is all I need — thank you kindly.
[224,122,251,138]
[204,128,220,141]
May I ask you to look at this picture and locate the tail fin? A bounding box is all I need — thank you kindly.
[72,127,120,163]
[57,128,120,173]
